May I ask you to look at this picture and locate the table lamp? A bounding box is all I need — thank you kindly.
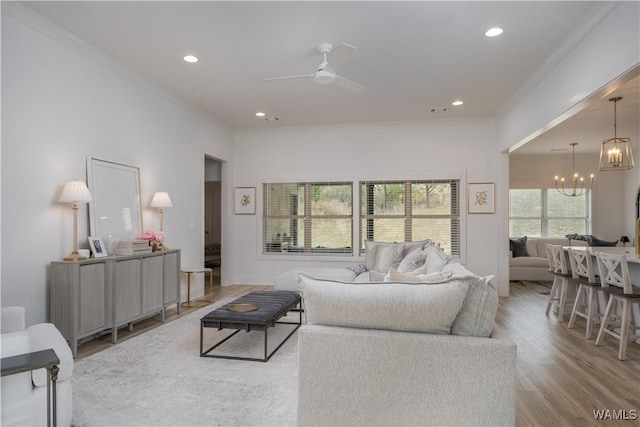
[59,180,93,261]
[150,192,172,232]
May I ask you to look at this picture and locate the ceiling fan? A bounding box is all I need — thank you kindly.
[264,43,366,94]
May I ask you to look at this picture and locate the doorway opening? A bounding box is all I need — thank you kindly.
[204,156,222,291]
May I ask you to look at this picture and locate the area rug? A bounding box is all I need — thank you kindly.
[513,280,553,294]
[71,298,299,426]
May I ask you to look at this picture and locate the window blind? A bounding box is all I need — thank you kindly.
[359,179,460,256]
[263,182,353,255]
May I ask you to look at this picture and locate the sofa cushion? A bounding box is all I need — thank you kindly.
[297,273,471,335]
[274,267,357,292]
[388,268,454,283]
[510,256,550,268]
[509,236,529,257]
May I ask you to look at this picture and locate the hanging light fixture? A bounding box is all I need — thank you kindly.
[599,96,635,171]
[555,143,594,197]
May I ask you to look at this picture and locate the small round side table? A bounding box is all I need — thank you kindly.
[181,267,214,307]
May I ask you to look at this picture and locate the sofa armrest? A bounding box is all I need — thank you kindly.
[27,323,74,386]
[297,324,516,427]
[1,306,26,334]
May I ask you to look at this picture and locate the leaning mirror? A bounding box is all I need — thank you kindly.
[87,157,143,241]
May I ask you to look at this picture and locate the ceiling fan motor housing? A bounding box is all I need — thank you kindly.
[315,68,335,84]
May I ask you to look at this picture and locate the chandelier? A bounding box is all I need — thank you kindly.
[599,96,635,171]
[555,143,594,197]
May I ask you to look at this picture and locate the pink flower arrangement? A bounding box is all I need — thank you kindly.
[138,229,165,244]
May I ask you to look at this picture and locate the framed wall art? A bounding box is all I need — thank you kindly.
[234,187,256,215]
[468,182,495,214]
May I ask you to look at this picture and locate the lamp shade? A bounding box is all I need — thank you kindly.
[150,192,173,208]
[58,180,92,204]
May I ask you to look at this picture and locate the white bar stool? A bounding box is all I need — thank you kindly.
[567,247,603,339]
[545,244,574,322]
[594,251,640,360]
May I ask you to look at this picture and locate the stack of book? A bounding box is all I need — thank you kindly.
[116,240,152,256]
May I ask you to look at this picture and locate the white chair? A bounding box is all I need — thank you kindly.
[1,306,74,426]
[594,252,640,360]
[567,248,603,339]
[545,244,574,322]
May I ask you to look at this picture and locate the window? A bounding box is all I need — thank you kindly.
[509,189,590,237]
[359,180,460,257]
[263,182,353,255]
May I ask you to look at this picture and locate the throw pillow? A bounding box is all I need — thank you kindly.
[389,268,454,284]
[426,246,450,274]
[364,240,404,272]
[397,247,426,273]
[347,263,368,275]
[399,239,431,259]
[297,273,471,335]
[509,236,529,257]
[450,274,499,337]
[585,235,618,247]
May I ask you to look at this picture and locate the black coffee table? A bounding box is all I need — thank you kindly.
[200,291,301,362]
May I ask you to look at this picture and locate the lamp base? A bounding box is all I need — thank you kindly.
[64,251,87,262]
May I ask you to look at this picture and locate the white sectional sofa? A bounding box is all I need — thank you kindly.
[509,236,587,281]
[279,240,517,426]
[1,306,74,427]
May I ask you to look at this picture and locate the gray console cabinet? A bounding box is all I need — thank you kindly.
[50,249,180,357]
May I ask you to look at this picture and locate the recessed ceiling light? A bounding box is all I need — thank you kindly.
[484,27,503,37]
[452,100,464,106]
[183,55,198,63]
[255,112,266,117]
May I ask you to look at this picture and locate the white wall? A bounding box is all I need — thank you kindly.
[624,144,640,243]
[1,7,233,325]
[498,2,640,153]
[232,119,503,290]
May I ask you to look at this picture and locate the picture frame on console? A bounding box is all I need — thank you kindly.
[468,182,495,214]
[88,236,108,257]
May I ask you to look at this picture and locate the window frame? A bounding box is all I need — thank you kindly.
[259,174,465,262]
[262,181,354,256]
[509,188,591,237]
[358,179,461,258]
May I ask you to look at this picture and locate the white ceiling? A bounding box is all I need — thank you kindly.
[17,1,639,153]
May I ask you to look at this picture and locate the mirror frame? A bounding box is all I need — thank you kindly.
[87,157,143,240]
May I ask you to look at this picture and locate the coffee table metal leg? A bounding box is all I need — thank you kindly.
[264,329,268,362]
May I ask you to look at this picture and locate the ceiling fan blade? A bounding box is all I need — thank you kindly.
[334,74,366,94]
[264,74,314,82]
[328,43,356,71]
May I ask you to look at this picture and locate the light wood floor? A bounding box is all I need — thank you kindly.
[74,281,639,426]
[499,282,639,427]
